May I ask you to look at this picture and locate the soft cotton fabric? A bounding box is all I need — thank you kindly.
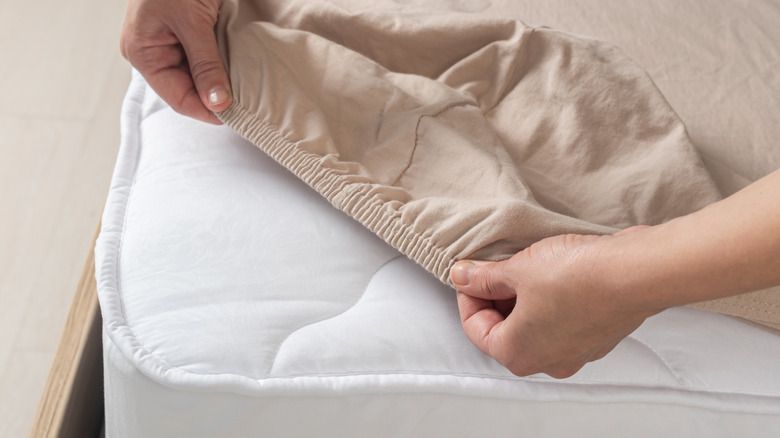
[215,0,780,328]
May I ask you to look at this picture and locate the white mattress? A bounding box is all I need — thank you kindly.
[98,72,780,437]
[98,2,780,436]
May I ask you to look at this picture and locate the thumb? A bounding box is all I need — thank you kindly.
[450,260,516,300]
[176,15,232,113]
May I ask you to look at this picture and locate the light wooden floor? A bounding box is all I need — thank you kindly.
[0,1,130,436]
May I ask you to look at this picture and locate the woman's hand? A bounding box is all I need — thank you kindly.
[452,167,780,378]
[120,0,232,124]
[451,228,660,379]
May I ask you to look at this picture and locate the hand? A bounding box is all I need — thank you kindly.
[451,228,661,379]
[452,165,780,378]
[120,0,232,124]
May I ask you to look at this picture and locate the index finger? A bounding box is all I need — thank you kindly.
[135,44,222,124]
[174,16,233,113]
[456,290,506,358]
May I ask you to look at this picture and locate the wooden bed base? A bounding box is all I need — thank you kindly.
[29,225,104,438]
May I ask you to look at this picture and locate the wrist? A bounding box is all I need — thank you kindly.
[595,210,758,311]
[592,221,696,312]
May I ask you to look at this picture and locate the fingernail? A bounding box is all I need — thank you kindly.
[451,262,475,286]
[208,86,230,107]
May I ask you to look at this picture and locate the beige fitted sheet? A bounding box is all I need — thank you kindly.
[216,0,780,329]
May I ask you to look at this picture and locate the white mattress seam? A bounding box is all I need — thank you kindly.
[101,71,199,378]
[125,359,780,406]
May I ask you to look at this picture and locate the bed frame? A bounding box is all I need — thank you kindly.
[29,225,104,438]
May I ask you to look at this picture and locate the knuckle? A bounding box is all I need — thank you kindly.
[503,354,585,379]
[177,1,221,34]
[502,357,537,378]
[134,48,171,71]
[477,271,497,298]
[546,363,583,379]
[193,0,222,16]
[188,58,224,82]
[119,28,138,61]
[119,28,159,69]
[509,365,538,378]
[509,367,534,377]
[476,266,507,299]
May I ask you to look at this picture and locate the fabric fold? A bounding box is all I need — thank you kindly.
[215,0,779,329]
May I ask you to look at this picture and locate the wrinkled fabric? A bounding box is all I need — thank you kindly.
[215,0,780,329]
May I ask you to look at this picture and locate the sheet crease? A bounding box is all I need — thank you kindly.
[215,0,780,329]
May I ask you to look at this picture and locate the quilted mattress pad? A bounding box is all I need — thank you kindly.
[96,72,780,437]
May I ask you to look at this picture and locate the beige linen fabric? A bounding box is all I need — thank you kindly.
[215,0,780,329]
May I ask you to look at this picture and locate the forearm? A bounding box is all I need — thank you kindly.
[601,167,780,310]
